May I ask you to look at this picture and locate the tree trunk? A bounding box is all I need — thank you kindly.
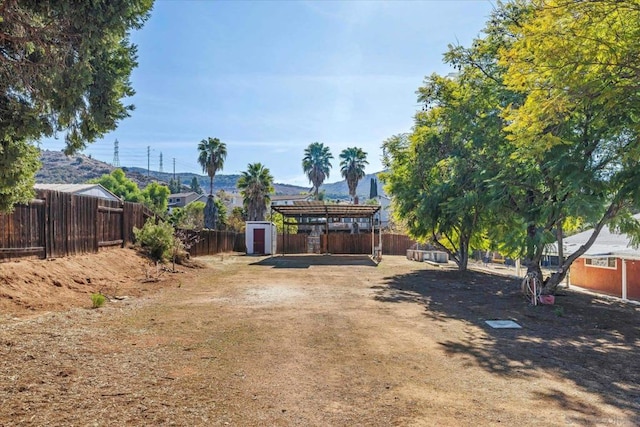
[556,221,564,268]
[543,201,621,294]
[431,232,468,271]
[204,195,217,230]
[458,236,469,271]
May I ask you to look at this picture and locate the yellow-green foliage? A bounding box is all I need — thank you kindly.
[91,293,106,309]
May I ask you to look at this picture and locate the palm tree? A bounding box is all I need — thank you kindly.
[339,147,368,203]
[197,137,227,195]
[302,142,333,199]
[237,163,274,221]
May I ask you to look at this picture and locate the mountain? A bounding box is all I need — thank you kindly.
[36,150,114,184]
[36,150,310,195]
[123,167,309,196]
[36,150,386,199]
[320,172,387,200]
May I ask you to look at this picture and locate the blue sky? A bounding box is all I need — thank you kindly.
[42,0,496,186]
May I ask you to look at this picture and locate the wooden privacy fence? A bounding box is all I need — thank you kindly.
[183,229,246,257]
[0,190,152,260]
[277,233,416,255]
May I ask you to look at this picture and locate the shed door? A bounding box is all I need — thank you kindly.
[253,228,265,254]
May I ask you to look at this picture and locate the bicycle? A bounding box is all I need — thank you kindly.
[521,272,542,306]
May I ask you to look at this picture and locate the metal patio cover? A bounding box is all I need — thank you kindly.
[271,201,380,219]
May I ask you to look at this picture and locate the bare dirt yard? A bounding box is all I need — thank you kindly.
[1,250,639,426]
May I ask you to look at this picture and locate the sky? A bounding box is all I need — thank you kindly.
[41,0,496,186]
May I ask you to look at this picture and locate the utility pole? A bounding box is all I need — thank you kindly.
[112,139,120,167]
[159,152,163,173]
[147,146,150,177]
[173,158,176,181]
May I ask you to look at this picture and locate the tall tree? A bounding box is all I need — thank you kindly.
[382,73,497,270]
[0,0,153,212]
[302,142,333,199]
[190,177,203,194]
[339,147,368,204]
[237,163,274,222]
[168,178,181,194]
[497,0,640,292]
[197,137,227,195]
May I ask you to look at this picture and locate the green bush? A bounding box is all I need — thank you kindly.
[133,219,174,262]
[91,293,106,309]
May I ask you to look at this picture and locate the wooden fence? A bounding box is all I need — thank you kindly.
[182,229,246,257]
[276,233,416,255]
[0,190,152,260]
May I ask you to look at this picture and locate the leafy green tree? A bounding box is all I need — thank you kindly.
[190,177,203,194]
[237,163,274,221]
[495,0,640,291]
[90,169,144,202]
[214,197,228,230]
[302,142,333,199]
[339,147,368,203]
[169,201,205,230]
[382,2,526,270]
[0,0,153,212]
[267,211,298,234]
[197,137,227,195]
[381,77,493,271]
[168,178,182,194]
[227,206,247,232]
[0,141,40,212]
[142,182,170,215]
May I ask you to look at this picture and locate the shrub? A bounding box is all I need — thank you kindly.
[133,219,174,262]
[91,293,106,309]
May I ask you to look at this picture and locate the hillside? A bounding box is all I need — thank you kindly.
[319,172,386,200]
[36,150,386,198]
[36,150,114,184]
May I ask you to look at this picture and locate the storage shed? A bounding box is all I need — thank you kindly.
[245,221,277,255]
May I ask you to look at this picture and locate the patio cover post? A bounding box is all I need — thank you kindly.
[379,215,382,257]
[325,208,329,254]
[371,214,374,257]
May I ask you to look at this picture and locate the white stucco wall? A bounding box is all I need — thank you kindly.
[245,221,277,255]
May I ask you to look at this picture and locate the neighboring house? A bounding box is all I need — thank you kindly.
[216,190,244,212]
[168,192,202,212]
[556,214,640,302]
[34,183,120,202]
[169,191,245,215]
[271,194,313,206]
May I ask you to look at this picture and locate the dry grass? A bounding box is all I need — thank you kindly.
[1,253,639,426]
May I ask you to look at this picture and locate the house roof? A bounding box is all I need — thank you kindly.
[34,183,120,201]
[550,214,640,259]
[169,192,199,198]
[271,201,380,219]
[271,194,311,201]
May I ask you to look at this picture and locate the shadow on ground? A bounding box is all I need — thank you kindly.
[251,255,378,269]
[374,268,640,426]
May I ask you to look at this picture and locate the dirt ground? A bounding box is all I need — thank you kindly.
[1,250,639,426]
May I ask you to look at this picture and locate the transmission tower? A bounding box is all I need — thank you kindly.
[112,139,120,167]
[159,152,163,173]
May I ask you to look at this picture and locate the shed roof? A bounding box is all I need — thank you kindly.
[271,201,380,218]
